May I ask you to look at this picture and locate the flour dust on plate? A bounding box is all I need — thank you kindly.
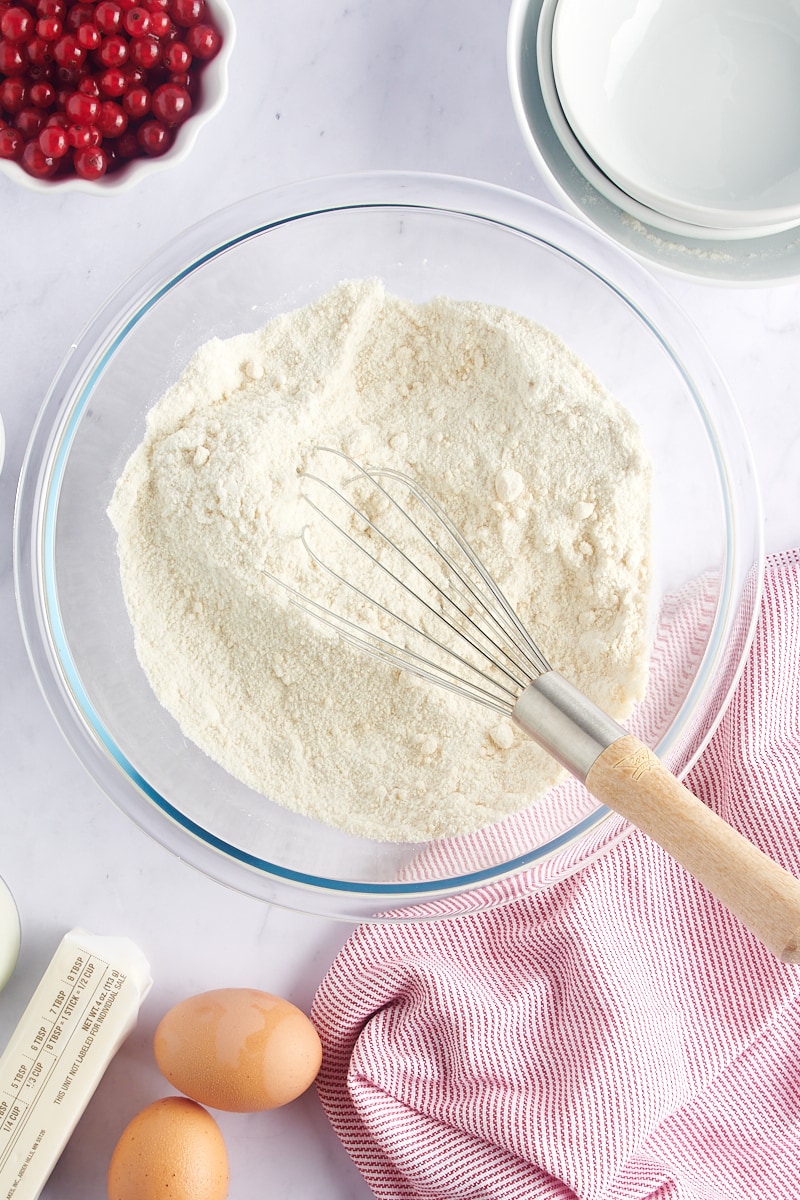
[107,279,652,843]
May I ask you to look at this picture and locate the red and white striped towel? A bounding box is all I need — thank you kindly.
[312,550,800,1200]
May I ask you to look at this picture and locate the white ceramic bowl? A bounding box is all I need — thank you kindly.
[507,0,800,285]
[0,0,234,195]
[537,0,800,243]
[552,0,800,230]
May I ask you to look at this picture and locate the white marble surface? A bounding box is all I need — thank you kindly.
[1,2,799,1197]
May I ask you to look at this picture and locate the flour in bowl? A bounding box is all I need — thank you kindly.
[108,279,652,842]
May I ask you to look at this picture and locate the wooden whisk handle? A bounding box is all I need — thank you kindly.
[513,674,800,962]
[587,734,800,963]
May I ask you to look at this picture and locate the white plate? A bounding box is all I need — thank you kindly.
[551,0,800,230]
[507,0,800,285]
[536,0,799,243]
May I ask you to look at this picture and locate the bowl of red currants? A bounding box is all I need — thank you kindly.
[0,0,233,190]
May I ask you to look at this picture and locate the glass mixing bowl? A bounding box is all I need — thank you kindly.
[14,172,763,921]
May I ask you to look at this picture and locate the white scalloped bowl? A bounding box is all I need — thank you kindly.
[0,0,234,195]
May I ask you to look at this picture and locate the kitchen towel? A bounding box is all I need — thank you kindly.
[311,548,800,1200]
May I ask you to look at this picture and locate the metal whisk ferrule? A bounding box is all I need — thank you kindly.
[513,674,622,783]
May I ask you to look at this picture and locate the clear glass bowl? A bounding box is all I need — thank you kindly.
[14,172,763,921]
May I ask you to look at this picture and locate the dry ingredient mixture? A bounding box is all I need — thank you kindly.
[108,279,652,842]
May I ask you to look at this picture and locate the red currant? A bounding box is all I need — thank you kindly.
[94,1,122,34]
[21,136,57,175]
[128,33,157,67]
[1,6,35,43]
[0,122,23,157]
[96,32,127,65]
[25,36,53,67]
[45,107,69,126]
[151,78,188,124]
[64,3,96,31]
[115,125,138,156]
[73,143,107,178]
[75,21,100,49]
[98,65,126,94]
[52,34,85,68]
[122,5,149,35]
[120,61,143,85]
[147,9,169,36]
[35,15,61,39]
[29,78,55,105]
[15,103,45,135]
[38,121,67,154]
[136,114,168,153]
[74,75,96,97]
[66,120,91,146]
[0,73,27,111]
[65,89,98,121]
[185,21,218,59]
[36,0,67,19]
[144,0,168,11]
[97,96,126,134]
[121,81,148,116]
[169,0,203,25]
[161,36,188,71]
[0,38,27,72]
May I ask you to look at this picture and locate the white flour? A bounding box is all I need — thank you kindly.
[108,280,652,842]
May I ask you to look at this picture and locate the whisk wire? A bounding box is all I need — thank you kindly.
[307,452,549,677]
[300,464,537,694]
[372,466,551,680]
[298,513,522,705]
[261,449,552,714]
[262,568,517,714]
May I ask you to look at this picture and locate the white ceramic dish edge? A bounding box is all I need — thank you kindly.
[506,0,800,286]
[551,0,800,230]
[536,0,800,244]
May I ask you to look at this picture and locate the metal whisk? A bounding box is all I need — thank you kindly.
[267,448,800,962]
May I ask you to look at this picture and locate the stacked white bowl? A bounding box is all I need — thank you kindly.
[508,0,800,281]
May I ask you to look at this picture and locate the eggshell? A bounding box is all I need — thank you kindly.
[154,987,323,1112]
[107,1096,229,1200]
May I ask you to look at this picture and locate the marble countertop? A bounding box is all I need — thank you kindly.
[1,1,799,1196]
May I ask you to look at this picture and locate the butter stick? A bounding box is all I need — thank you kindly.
[0,879,19,993]
[0,928,152,1199]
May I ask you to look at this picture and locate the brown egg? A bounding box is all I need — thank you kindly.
[107,1096,229,1200]
[154,987,323,1112]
